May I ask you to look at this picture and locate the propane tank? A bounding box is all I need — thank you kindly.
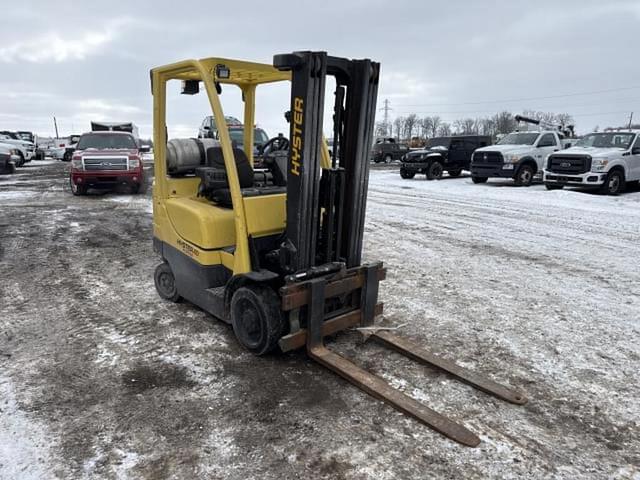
[166,138,219,175]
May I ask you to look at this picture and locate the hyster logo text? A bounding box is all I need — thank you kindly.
[291,97,303,176]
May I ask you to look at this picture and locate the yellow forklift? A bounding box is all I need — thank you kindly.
[150,51,527,446]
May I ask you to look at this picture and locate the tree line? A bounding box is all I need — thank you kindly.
[376,110,575,142]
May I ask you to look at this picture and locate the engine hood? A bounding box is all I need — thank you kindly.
[474,144,535,155]
[77,148,138,156]
[405,146,447,158]
[0,138,33,149]
[554,146,626,158]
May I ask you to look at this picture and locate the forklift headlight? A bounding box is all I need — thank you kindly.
[215,64,230,79]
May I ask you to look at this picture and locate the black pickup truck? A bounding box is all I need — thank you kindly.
[371,137,410,163]
[400,135,492,180]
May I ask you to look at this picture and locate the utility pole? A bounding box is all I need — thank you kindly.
[379,99,391,136]
[53,116,59,138]
[628,112,633,130]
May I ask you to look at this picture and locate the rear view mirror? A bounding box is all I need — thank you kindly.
[632,147,640,155]
[140,145,151,153]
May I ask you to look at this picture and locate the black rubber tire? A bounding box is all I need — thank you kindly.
[448,169,463,177]
[514,164,535,186]
[231,285,285,356]
[472,176,488,184]
[384,154,393,164]
[70,178,88,196]
[400,168,415,179]
[17,153,25,167]
[427,161,444,180]
[131,183,141,194]
[600,170,625,195]
[154,262,182,302]
[545,184,564,190]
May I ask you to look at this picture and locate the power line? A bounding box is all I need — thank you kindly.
[394,85,640,107]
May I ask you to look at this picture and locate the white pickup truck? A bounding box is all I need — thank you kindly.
[0,133,36,166]
[470,131,570,186]
[544,130,640,195]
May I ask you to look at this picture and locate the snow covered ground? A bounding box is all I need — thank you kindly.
[0,163,638,479]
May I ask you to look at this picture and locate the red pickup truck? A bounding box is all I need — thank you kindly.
[69,131,145,195]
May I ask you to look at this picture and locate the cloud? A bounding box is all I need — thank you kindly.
[0,17,132,63]
[75,99,141,115]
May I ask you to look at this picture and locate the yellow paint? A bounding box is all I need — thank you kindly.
[151,57,293,275]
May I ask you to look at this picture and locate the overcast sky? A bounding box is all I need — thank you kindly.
[2,0,640,139]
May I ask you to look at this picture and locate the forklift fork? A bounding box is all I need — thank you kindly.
[280,264,527,447]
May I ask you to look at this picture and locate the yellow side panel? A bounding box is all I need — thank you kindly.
[244,194,286,237]
[165,197,235,250]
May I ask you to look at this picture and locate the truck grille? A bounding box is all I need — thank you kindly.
[472,151,503,165]
[83,156,128,171]
[547,155,590,174]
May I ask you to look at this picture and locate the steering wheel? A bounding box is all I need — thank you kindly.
[261,135,289,156]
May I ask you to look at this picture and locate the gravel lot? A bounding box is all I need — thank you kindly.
[0,160,639,479]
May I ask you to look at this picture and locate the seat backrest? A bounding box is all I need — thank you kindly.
[205,146,254,188]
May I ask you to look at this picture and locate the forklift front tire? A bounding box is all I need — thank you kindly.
[231,285,285,356]
[154,262,182,303]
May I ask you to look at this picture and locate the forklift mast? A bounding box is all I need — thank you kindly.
[273,52,380,274]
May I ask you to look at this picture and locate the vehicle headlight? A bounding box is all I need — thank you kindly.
[129,158,140,169]
[71,158,83,169]
[591,158,609,171]
[504,154,520,163]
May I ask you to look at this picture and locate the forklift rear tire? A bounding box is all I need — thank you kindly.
[427,161,444,180]
[231,285,285,356]
[154,262,182,302]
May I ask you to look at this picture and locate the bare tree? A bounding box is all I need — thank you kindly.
[429,115,441,138]
[555,113,574,127]
[420,117,432,139]
[493,111,516,135]
[393,117,404,140]
[479,117,496,136]
[403,114,418,141]
[374,121,387,138]
[437,122,451,136]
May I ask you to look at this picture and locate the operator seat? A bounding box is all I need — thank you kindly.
[196,146,286,207]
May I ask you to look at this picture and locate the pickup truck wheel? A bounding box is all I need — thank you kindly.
[448,169,463,177]
[514,164,534,186]
[17,153,25,167]
[545,184,564,190]
[600,170,625,195]
[472,176,488,184]
[384,154,393,164]
[154,262,182,302]
[400,168,415,179]
[131,183,141,194]
[231,285,285,356]
[427,161,444,180]
[70,178,87,196]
